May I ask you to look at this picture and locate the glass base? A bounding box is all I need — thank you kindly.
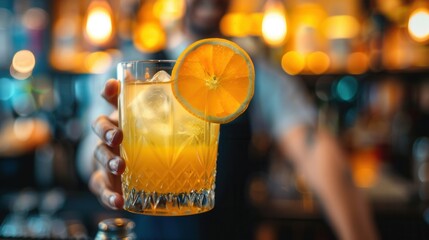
[122,186,215,216]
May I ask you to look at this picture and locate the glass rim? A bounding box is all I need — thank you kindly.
[117,59,176,66]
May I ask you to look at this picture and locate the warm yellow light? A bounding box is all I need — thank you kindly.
[10,66,32,80]
[220,13,248,37]
[84,51,112,74]
[11,50,35,80]
[49,49,81,72]
[154,0,185,24]
[12,50,35,74]
[307,51,330,74]
[262,1,287,47]
[351,150,379,188]
[85,1,113,45]
[133,21,166,52]
[14,118,35,141]
[347,52,369,74]
[221,13,263,37]
[249,13,263,36]
[291,3,327,28]
[281,51,305,75]
[354,166,378,188]
[408,8,429,42]
[322,15,360,39]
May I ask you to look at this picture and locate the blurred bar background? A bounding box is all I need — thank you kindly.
[0,0,429,239]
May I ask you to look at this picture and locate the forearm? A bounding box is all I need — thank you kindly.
[280,126,378,240]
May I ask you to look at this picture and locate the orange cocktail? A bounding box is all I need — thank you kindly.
[118,61,219,215]
[118,38,255,216]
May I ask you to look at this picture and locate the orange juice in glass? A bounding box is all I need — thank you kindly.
[117,38,255,216]
[118,60,220,215]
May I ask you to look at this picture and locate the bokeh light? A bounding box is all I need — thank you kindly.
[22,8,48,30]
[336,76,358,102]
[10,66,32,80]
[290,3,327,29]
[12,93,37,116]
[11,50,36,80]
[351,149,380,188]
[249,13,263,36]
[13,117,35,141]
[85,1,113,46]
[133,21,166,53]
[221,13,249,37]
[84,51,112,74]
[221,13,263,37]
[281,51,305,75]
[262,1,287,47]
[307,51,330,74]
[153,0,185,24]
[347,52,369,74]
[322,15,360,39]
[408,7,429,43]
[12,50,36,74]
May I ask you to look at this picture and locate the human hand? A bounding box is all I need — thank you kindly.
[89,79,125,210]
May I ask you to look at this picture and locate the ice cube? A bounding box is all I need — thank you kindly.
[149,70,171,83]
[128,85,171,125]
[147,86,170,118]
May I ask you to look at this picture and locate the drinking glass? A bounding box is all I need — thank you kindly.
[117,60,220,216]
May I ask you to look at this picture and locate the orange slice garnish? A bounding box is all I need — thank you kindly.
[171,38,255,123]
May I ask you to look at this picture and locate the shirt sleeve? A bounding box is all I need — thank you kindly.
[250,59,317,140]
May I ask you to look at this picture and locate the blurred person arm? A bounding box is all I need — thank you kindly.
[251,60,378,240]
[280,126,378,240]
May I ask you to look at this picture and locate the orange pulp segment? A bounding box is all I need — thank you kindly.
[171,38,255,123]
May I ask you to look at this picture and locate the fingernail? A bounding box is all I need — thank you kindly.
[109,158,119,173]
[105,129,117,144]
[109,195,117,208]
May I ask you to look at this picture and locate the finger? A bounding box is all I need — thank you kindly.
[92,116,123,147]
[101,189,124,210]
[109,111,119,124]
[89,170,124,210]
[102,79,120,108]
[94,143,125,175]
